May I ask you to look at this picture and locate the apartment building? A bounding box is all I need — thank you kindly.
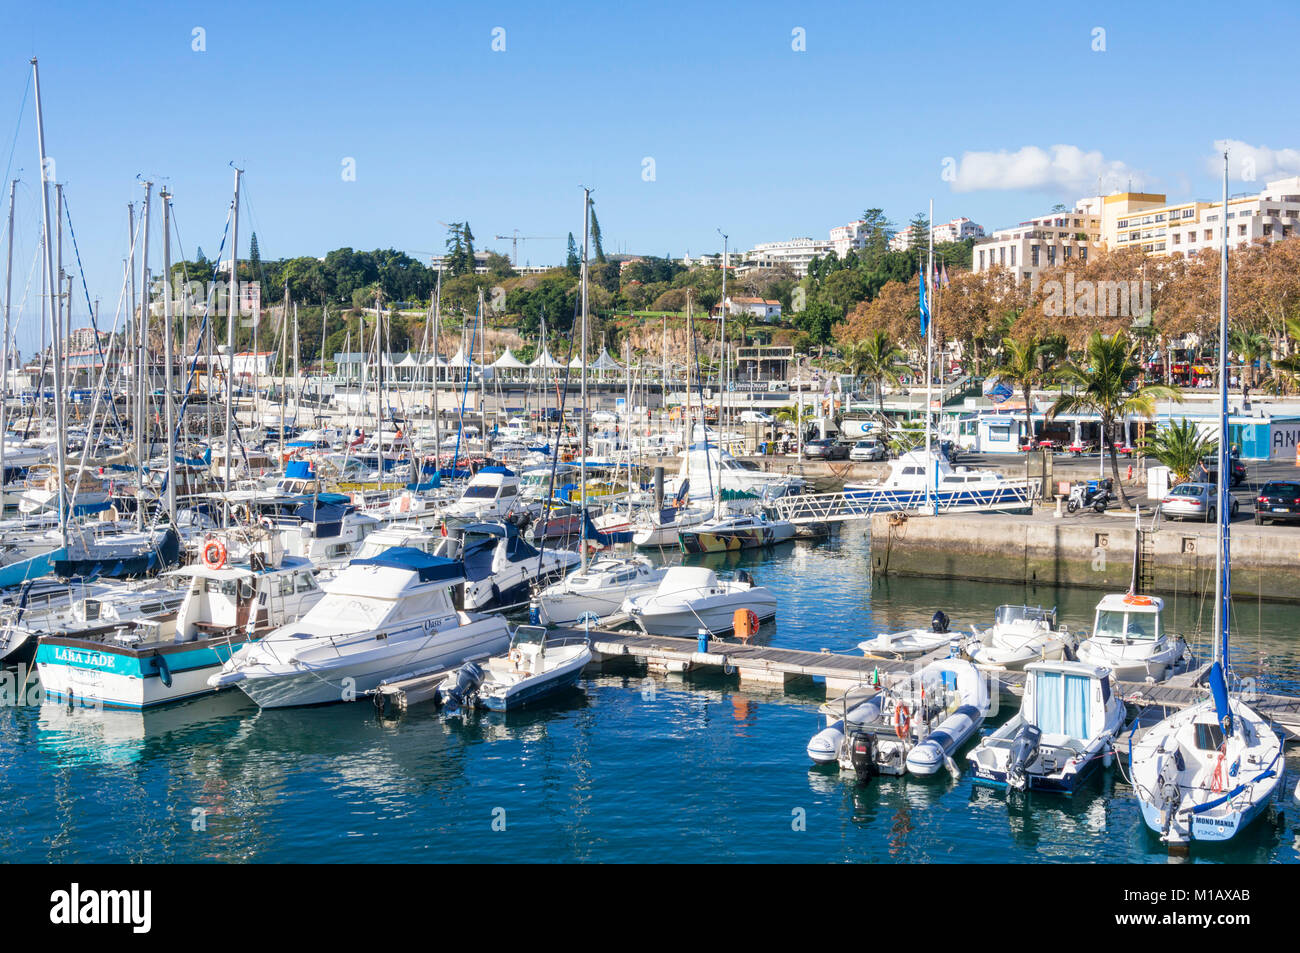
[740,238,833,277]
[1111,176,1300,258]
[889,216,985,251]
[971,203,1102,282]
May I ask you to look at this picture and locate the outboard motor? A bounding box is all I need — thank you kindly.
[442,660,485,712]
[930,610,950,634]
[1006,724,1042,791]
[735,569,754,586]
[848,730,877,781]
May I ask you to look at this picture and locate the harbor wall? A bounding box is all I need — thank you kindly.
[868,511,1300,604]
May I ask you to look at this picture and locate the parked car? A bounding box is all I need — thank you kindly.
[739,410,774,425]
[1160,481,1239,521]
[849,438,888,462]
[1254,481,1300,525]
[803,438,849,461]
[1195,451,1246,488]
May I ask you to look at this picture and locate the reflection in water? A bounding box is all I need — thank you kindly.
[3,528,1297,863]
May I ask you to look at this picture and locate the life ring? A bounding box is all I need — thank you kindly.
[259,516,274,531]
[202,538,228,569]
[1123,594,1154,606]
[893,704,911,739]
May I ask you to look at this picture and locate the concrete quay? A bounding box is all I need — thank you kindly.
[868,506,1300,604]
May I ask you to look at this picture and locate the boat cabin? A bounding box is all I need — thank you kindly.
[1091,593,1164,644]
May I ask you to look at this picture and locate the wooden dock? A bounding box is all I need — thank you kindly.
[585,630,1300,739]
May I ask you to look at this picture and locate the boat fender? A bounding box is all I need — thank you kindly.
[155,652,173,688]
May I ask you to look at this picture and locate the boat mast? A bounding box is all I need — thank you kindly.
[433,269,441,459]
[2,178,16,497]
[31,59,68,548]
[225,167,241,494]
[1213,151,1230,668]
[137,181,153,530]
[925,197,935,515]
[161,188,177,524]
[580,187,590,570]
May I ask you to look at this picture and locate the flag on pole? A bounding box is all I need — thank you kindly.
[941,263,951,287]
[918,267,930,336]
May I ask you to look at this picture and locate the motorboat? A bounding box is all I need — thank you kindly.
[967,660,1126,792]
[434,626,591,712]
[431,521,579,613]
[858,611,959,659]
[209,547,512,708]
[274,499,380,572]
[1074,593,1191,683]
[631,502,711,548]
[678,511,796,554]
[623,566,776,637]
[0,576,186,665]
[842,449,1034,513]
[962,604,1072,670]
[533,554,667,626]
[807,657,990,777]
[38,529,322,709]
[441,466,521,524]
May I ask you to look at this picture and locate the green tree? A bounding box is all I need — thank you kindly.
[1141,418,1216,484]
[1047,330,1181,509]
[590,207,606,264]
[565,233,580,276]
[842,330,909,411]
[992,334,1051,448]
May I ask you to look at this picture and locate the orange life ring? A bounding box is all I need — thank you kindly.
[202,538,228,569]
[893,704,911,739]
[1123,594,1154,606]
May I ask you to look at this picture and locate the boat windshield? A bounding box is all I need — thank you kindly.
[994,605,1055,627]
[462,485,499,499]
[1094,609,1158,641]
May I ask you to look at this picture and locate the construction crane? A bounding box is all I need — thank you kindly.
[494,230,563,267]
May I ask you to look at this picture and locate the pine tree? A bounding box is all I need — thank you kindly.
[590,207,605,263]
[566,233,580,275]
[249,232,261,272]
[463,221,475,273]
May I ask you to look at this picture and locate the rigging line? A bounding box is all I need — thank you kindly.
[60,191,127,439]
[1,71,29,191]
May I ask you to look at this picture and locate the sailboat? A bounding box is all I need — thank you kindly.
[1128,154,1284,846]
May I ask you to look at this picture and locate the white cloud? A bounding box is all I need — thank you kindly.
[949,145,1146,195]
[1210,139,1300,182]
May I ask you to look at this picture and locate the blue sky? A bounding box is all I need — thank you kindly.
[1,0,1297,352]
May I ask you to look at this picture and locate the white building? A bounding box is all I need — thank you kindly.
[740,238,833,277]
[1113,176,1300,259]
[723,296,782,320]
[971,203,1102,283]
[221,350,278,379]
[830,221,870,257]
[889,217,985,251]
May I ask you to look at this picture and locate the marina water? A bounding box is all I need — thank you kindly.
[4,530,1297,863]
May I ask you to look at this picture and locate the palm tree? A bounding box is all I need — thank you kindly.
[1047,330,1182,509]
[1141,417,1216,484]
[992,334,1050,450]
[842,331,909,412]
[1229,327,1270,400]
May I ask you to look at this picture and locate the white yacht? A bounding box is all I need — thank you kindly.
[38,530,322,709]
[209,547,512,708]
[968,660,1125,793]
[442,466,521,524]
[623,566,776,637]
[534,554,667,626]
[431,521,578,613]
[842,449,1034,513]
[962,604,1071,670]
[1074,593,1190,683]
